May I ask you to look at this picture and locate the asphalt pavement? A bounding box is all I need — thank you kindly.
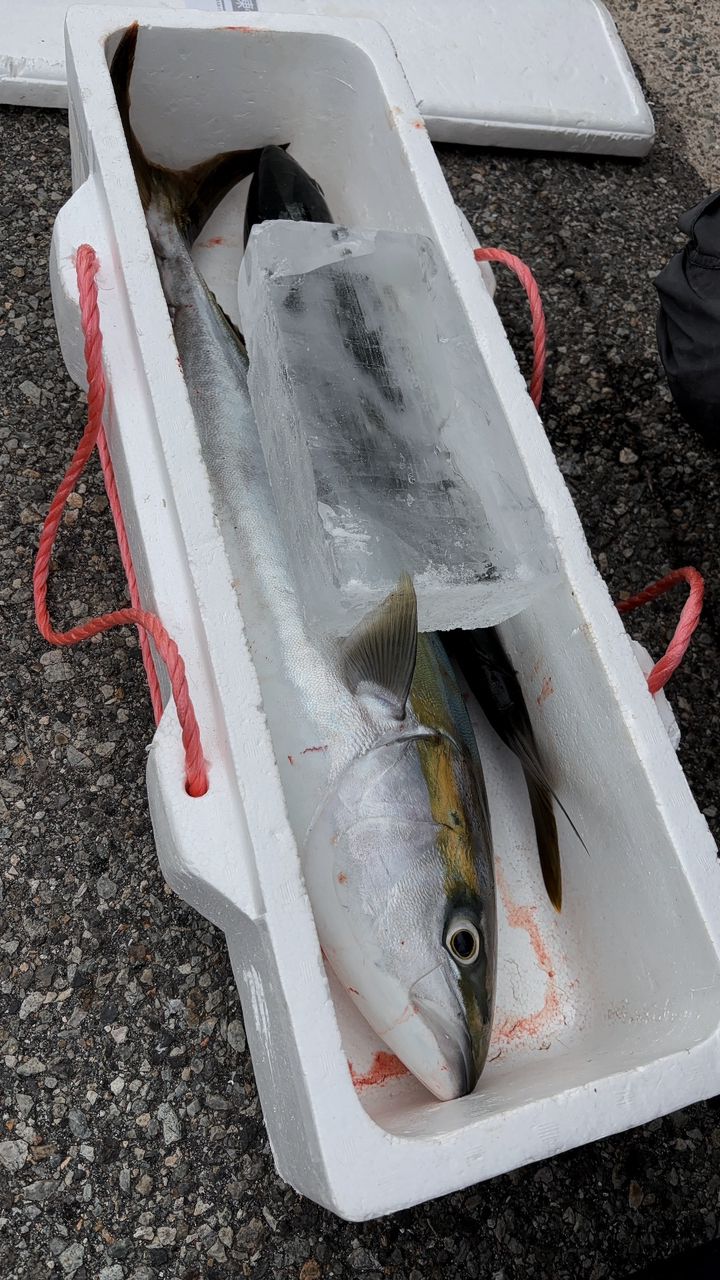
[1,5,719,1278]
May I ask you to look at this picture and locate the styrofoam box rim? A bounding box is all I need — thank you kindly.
[52,7,718,1220]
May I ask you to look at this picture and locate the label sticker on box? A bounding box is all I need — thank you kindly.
[187,0,257,11]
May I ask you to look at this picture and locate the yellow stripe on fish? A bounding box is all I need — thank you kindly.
[411,634,482,899]
[415,732,481,899]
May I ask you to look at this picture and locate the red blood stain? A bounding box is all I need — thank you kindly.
[349,1051,409,1090]
[337,872,347,884]
[206,236,224,247]
[287,754,295,765]
[302,744,328,755]
[223,25,260,32]
[412,119,426,129]
[391,1002,415,1028]
[537,676,554,707]
[491,863,562,1046]
[347,986,359,996]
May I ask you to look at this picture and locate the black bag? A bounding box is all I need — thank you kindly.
[655,190,720,443]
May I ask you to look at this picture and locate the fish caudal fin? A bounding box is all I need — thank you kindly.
[343,574,418,719]
[110,24,151,207]
[110,23,263,244]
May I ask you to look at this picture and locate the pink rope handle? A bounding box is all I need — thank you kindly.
[33,244,209,797]
[475,245,704,695]
[616,568,705,695]
[96,425,163,724]
[474,246,547,409]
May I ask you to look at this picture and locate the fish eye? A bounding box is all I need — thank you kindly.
[445,919,481,966]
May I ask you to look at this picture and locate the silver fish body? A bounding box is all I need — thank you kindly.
[146,202,257,469]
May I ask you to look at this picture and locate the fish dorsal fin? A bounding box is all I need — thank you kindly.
[343,574,418,719]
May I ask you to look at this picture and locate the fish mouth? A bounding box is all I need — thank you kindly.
[411,994,475,1100]
[383,965,476,1102]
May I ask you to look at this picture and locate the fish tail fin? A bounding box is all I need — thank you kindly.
[524,769,562,913]
[110,23,154,210]
[110,23,263,243]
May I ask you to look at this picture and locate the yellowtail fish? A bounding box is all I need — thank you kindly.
[305,575,496,1099]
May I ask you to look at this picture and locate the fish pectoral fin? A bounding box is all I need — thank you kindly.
[525,771,562,913]
[342,573,418,719]
[510,724,588,856]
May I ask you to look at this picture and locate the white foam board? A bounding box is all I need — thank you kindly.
[2,0,654,156]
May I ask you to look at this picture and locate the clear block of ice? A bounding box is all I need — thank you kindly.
[238,221,558,637]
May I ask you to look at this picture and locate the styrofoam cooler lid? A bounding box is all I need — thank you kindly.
[1,0,653,156]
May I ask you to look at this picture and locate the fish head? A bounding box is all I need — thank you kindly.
[304,725,495,1102]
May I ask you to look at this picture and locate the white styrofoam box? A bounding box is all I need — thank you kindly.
[49,8,719,1221]
[2,0,654,158]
